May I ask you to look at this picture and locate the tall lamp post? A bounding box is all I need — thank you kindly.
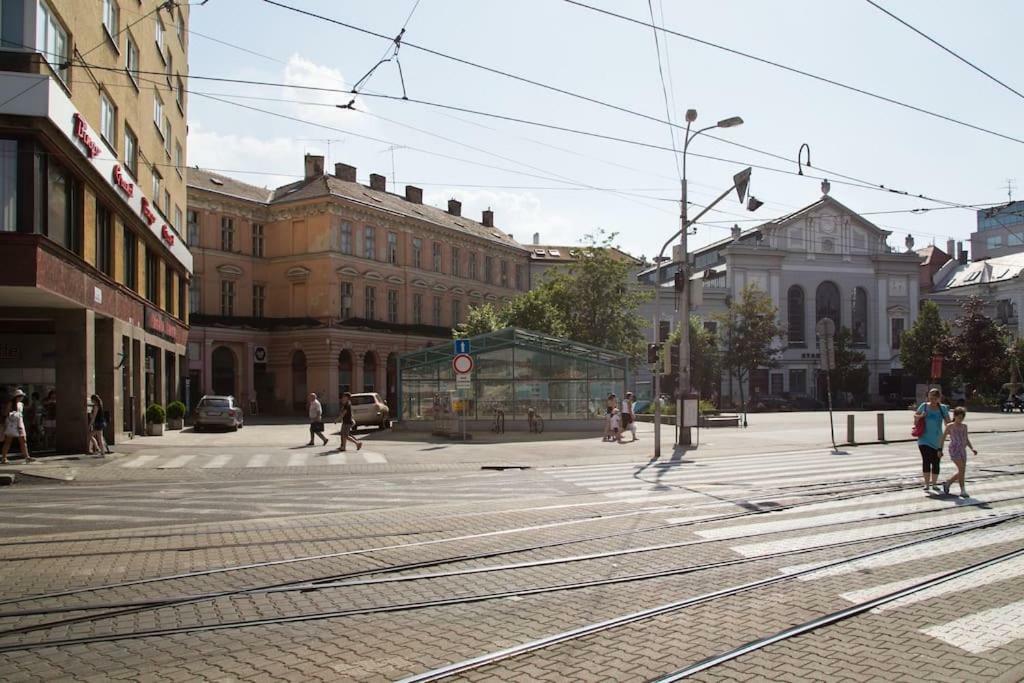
[651,110,751,457]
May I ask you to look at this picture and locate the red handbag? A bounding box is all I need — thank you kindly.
[911,414,924,438]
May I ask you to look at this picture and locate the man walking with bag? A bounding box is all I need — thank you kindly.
[306,393,329,447]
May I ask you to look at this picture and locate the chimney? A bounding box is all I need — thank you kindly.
[946,239,955,258]
[334,163,357,182]
[482,208,494,227]
[957,241,968,264]
[731,224,741,240]
[369,173,386,192]
[447,199,461,217]
[303,154,324,180]
[532,232,540,245]
[404,185,423,204]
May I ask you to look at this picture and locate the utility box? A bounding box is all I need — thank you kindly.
[681,393,699,428]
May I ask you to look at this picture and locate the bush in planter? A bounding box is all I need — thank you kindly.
[166,401,186,420]
[146,403,166,425]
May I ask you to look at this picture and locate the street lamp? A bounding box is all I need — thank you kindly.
[652,110,753,457]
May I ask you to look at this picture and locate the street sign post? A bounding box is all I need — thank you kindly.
[452,353,474,374]
[454,339,470,355]
[816,317,838,452]
[455,372,471,389]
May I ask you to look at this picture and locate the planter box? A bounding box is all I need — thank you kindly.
[167,418,184,430]
[148,423,165,436]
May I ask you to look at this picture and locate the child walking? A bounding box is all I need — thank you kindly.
[940,407,977,498]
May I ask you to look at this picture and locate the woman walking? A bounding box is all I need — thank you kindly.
[88,395,112,455]
[915,387,951,493]
[336,392,362,452]
[2,390,34,464]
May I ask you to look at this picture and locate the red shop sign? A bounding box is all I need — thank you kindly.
[72,113,101,158]
[140,197,156,226]
[931,354,943,379]
[111,165,135,198]
[145,307,172,339]
[160,225,175,247]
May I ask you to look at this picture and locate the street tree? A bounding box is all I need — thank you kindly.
[664,316,722,401]
[899,300,949,381]
[946,296,1008,393]
[455,231,650,359]
[715,284,785,411]
[832,326,870,406]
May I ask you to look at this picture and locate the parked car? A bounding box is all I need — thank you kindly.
[193,395,244,432]
[349,392,390,430]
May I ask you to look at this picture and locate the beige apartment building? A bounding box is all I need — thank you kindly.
[0,0,191,451]
[187,156,530,415]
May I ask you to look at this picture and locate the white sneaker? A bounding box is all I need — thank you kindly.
[960,490,969,498]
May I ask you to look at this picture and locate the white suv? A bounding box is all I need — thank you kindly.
[349,393,390,430]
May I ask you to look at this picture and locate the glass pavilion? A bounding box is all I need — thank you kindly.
[398,328,629,426]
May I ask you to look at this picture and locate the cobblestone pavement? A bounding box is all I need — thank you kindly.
[0,431,1022,681]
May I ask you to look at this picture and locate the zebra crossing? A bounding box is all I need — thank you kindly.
[111,450,389,469]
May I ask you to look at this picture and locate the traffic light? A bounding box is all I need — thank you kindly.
[647,342,661,365]
[674,271,686,292]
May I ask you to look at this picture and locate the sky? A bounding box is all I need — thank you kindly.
[184,0,1024,260]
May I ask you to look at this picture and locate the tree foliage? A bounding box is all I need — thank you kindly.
[946,296,1008,391]
[454,231,651,359]
[832,326,869,405]
[664,317,721,400]
[715,284,785,408]
[899,300,949,381]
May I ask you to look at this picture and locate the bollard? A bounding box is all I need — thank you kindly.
[877,412,886,443]
[847,414,856,445]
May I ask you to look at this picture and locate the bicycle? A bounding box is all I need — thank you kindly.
[527,408,544,434]
[491,409,505,434]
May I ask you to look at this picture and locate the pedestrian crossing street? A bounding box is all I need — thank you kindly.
[111,450,389,469]
[541,448,1024,656]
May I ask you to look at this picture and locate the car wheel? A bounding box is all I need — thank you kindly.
[231,424,239,432]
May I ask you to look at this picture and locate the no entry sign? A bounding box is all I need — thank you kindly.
[452,353,474,374]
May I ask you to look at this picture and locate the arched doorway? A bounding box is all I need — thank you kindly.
[291,350,307,412]
[386,353,398,412]
[338,350,353,397]
[211,346,236,396]
[362,351,377,393]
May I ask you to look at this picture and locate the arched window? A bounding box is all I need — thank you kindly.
[787,285,805,345]
[815,281,840,330]
[852,287,868,345]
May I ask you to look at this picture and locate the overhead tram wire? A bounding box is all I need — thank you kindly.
[560,0,1024,147]
[864,0,1024,103]
[252,2,1007,214]
[646,0,683,181]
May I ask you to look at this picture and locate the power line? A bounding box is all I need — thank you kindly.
[645,0,682,181]
[561,0,1024,147]
[863,0,1024,103]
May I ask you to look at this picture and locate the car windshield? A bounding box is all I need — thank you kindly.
[200,398,230,408]
[351,396,376,405]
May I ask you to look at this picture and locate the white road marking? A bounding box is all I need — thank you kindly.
[247,454,272,468]
[120,455,158,468]
[361,451,387,464]
[324,452,348,465]
[202,455,233,469]
[158,454,197,469]
[922,599,1024,653]
[286,453,306,467]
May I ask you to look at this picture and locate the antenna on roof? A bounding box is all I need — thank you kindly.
[1004,178,1017,202]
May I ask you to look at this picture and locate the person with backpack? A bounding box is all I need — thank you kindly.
[2,389,34,464]
[915,387,951,493]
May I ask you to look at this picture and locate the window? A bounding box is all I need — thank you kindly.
[173,205,182,233]
[162,117,171,154]
[789,369,807,395]
[163,189,170,215]
[0,139,15,231]
[515,264,524,290]
[186,209,198,245]
[165,51,172,87]
[174,140,183,176]
[45,159,80,254]
[123,126,138,176]
[484,256,493,283]
[154,15,164,53]
[189,275,200,313]
[452,300,461,326]
[220,280,235,316]
[252,285,265,318]
[986,235,1002,250]
[364,286,376,320]
[154,93,164,132]
[500,260,508,287]
[176,9,185,44]
[852,287,868,346]
[102,0,119,41]
[432,296,442,326]
[36,0,68,83]
[1010,232,1024,247]
[145,249,159,304]
[891,318,905,350]
[771,373,784,396]
[125,33,139,84]
[250,223,264,256]
[220,216,234,251]
[468,252,477,280]
[451,246,460,277]
[178,276,185,320]
[175,75,184,111]
[412,293,422,324]
[99,91,116,147]
[340,282,353,318]
[387,289,399,323]
[339,221,352,254]
[815,281,840,329]
[412,238,422,269]
[123,227,137,290]
[151,168,161,203]
[787,285,805,345]
[363,226,375,259]
[95,204,112,276]
[164,266,173,313]
[432,242,442,272]
[387,231,398,264]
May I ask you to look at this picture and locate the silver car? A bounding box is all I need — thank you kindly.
[193,395,244,432]
[349,392,390,430]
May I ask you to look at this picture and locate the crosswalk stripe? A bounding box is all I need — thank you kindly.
[158,454,197,469]
[922,599,1024,654]
[247,454,272,468]
[324,452,348,465]
[202,455,233,469]
[120,455,158,468]
[286,453,306,467]
[361,451,387,464]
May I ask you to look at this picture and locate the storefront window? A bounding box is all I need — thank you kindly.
[0,139,15,231]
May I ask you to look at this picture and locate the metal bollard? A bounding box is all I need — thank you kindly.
[847,414,856,445]
[877,412,886,443]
